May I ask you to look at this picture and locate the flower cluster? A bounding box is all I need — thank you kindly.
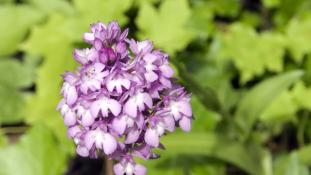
[57,21,192,175]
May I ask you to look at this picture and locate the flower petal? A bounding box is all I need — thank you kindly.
[125,128,140,144]
[179,101,192,116]
[134,164,147,175]
[124,99,137,118]
[113,163,124,175]
[64,110,76,126]
[102,133,117,155]
[81,111,94,126]
[179,117,191,132]
[76,145,89,157]
[108,99,121,116]
[112,116,127,135]
[144,128,159,147]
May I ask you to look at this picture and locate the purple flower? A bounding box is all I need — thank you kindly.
[113,157,147,175]
[124,91,153,118]
[85,128,117,155]
[79,63,108,94]
[58,21,193,175]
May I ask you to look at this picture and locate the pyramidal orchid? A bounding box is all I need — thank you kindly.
[57,21,192,175]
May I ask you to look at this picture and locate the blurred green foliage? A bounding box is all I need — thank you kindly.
[1,0,311,174]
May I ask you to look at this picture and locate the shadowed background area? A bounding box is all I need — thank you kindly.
[1,0,311,174]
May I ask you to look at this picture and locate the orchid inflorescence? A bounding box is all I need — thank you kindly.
[57,21,192,175]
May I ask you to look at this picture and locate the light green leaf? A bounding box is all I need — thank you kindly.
[234,70,303,137]
[208,0,240,17]
[73,0,132,27]
[274,153,310,175]
[152,132,269,175]
[136,0,194,55]
[217,23,286,83]
[22,14,76,153]
[263,0,280,8]
[261,81,311,124]
[0,5,42,56]
[0,131,7,147]
[25,0,74,15]
[286,17,311,62]
[0,56,38,123]
[0,124,68,175]
[189,1,214,39]
[191,95,221,131]
[260,91,297,123]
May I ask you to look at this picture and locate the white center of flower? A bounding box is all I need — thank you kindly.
[156,122,165,136]
[124,163,134,174]
[170,102,179,115]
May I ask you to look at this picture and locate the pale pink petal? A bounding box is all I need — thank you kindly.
[102,133,117,155]
[90,101,100,117]
[144,128,159,147]
[66,86,78,105]
[76,145,89,157]
[108,99,121,116]
[84,131,95,149]
[81,111,94,126]
[160,64,174,78]
[64,111,76,126]
[163,116,175,132]
[145,71,158,82]
[112,116,127,135]
[124,99,137,118]
[179,101,192,116]
[143,53,157,63]
[125,129,140,144]
[113,163,124,175]
[134,164,147,175]
[179,117,191,132]
[143,93,153,108]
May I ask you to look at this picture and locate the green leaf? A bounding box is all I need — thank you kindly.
[73,0,132,27]
[136,0,194,55]
[25,0,74,15]
[0,124,68,175]
[191,95,221,131]
[0,131,7,147]
[0,56,38,123]
[0,5,42,56]
[286,17,311,62]
[274,153,310,175]
[189,1,214,39]
[216,23,286,83]
[263,0,280,8]
[207,0,241,17]
[297,144,311,165]
[152,132,269,175]
[234,70,303,137]
[22,14,76,153]
[260,81,311,124]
